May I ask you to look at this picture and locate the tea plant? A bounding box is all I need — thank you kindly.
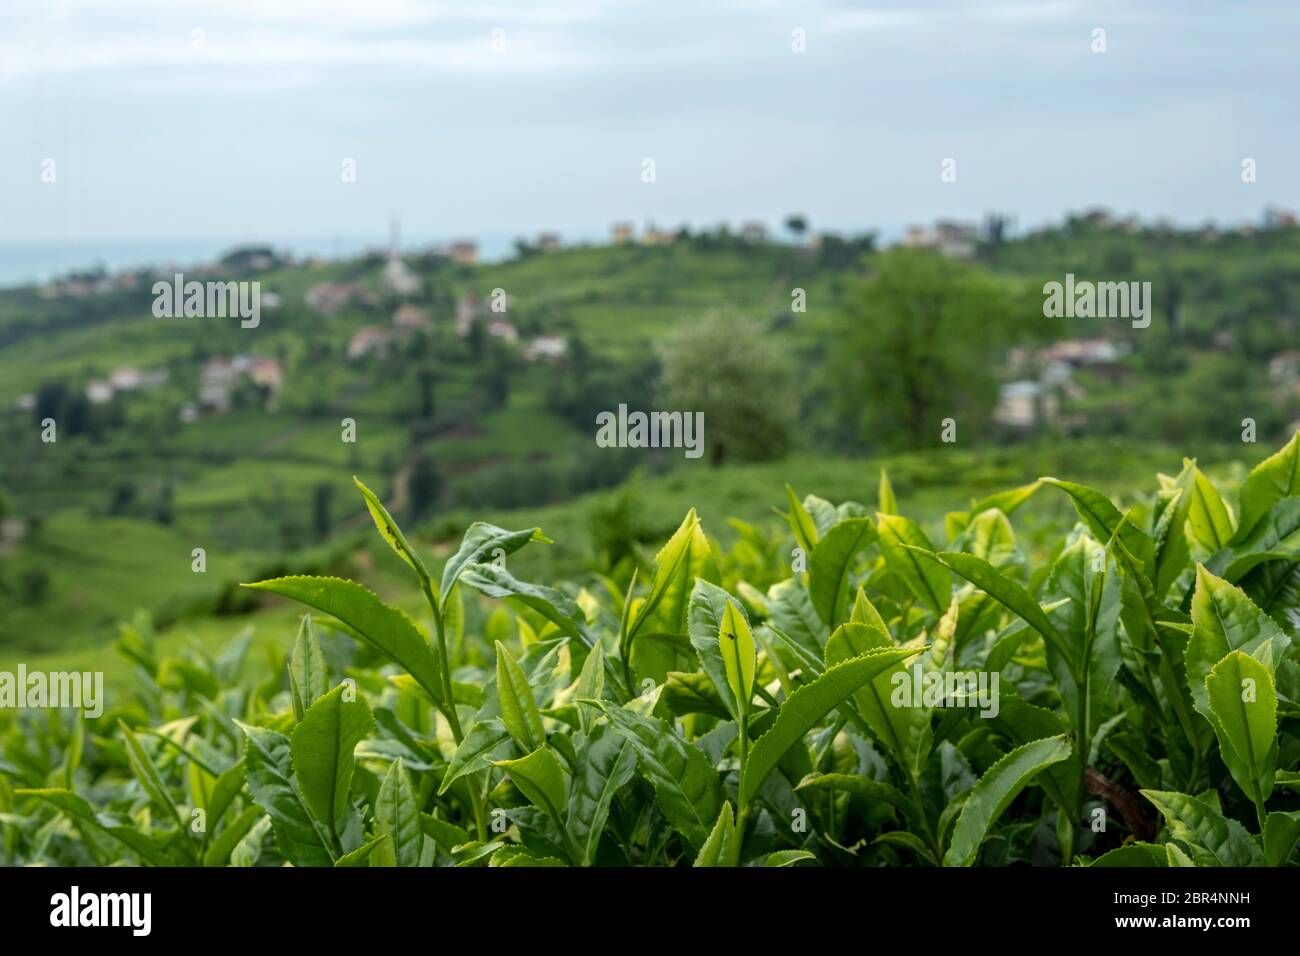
[2,435,1299,867]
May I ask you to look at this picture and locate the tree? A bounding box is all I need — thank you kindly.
[19,567,50,605]
[408,456,443,520]
[312,482,334,539]
[417,367,436,419]
[657,311,798,466]
[785,214,808,241]
[484,347,510,409]
[829,248,1035,450]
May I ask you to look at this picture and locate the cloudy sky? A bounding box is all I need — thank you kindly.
[2,0,1297,248]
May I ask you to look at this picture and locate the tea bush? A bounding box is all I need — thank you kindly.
[2,435,1298,867]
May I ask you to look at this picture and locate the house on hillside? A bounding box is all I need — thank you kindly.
[200,357,239,412]
[741,221,768,242]
[487,320,518,344]
[1264,206,1298,229]
[456,296,484,337]
[537,233,561,253]
[110,366,168,391]
[450,241,478,266]
[393,304,431,331]
[903,221,978,258]
[610,222,635,244]
[1041,338,1126,367]
[347,326,397,360]
[382,256,422,296]
[86,380,114,404]
[199,355,284,411]
[1269,350,1300,395]
[641,222,676,245]
[1082,207,1115,228]
[249,357,284,401]
[523,335,568,361]
[306,282,370,316]
[456,293,509,337]
[993,380,1060,429]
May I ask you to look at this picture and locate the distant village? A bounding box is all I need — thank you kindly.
[18,206,1300,436]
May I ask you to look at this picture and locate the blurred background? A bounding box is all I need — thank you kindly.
[1,0,1297,679]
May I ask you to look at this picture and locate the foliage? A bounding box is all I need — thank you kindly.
[828,248,1041,450]
[2,434,1298,867]
[657,310,799,466]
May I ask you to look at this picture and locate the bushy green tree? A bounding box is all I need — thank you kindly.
[657,310,798,466]
[829,248,1035,450]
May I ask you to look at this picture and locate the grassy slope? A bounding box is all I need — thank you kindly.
[2,434,1266,691]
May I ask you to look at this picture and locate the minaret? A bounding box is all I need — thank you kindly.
[389,216,400,260]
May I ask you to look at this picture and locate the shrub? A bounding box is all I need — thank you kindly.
[2,436,1298,867]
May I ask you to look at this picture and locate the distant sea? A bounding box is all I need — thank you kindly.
[0,233,543,288]
[0,224,902,288]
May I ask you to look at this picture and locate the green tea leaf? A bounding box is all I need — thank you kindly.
[1233,431,1300,541]
[374,759,422,867]
[878,470,898,516]
[596,702,721,849]
[1089,843,1168,867]
[289,613,328,723]
[335,833,389,867]
[16,788,175,866]
[118,720,182,828]
[919,548,1077,676]
[290,684,375,835]
[495,640,546,752]
[810,518,877,628]
[1141,789,1265,866]
[626,508,719,682]
[784,484,820,553]
[1206,651,1277,805]
[826,623,929,773]
[765,849,815,867]
[439,719,513,795]
[243,576,444,706]
[687,580,744,718]
[1186,566,1289,717]
[238,722,333,867]
[494,747,568,823]
[743,646,921,803]
[566,725,638,866]
[719,599,756,712]
[876,513,950,614]
[354,476,430,580]
[942,735,1072,867]
[693,801,739,867]
[1263,811,1300,867]
[795,772,917,823]
[441,522,551,600]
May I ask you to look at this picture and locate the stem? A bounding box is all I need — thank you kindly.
[735,703,751,849]
[423,580,463,743]
[419,577,484,841]
[907,769,942,863]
